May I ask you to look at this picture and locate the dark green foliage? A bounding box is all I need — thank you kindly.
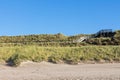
[86,30,120,45]
[86,38,114,45]
[113,30,120,45]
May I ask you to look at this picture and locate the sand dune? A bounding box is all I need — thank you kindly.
[0,61,120,80]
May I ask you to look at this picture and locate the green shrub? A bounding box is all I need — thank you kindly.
[7,53,27,66]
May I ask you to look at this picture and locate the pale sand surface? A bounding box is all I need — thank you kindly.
[0,61,120,80]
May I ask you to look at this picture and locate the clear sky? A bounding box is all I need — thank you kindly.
[0,0,120,36]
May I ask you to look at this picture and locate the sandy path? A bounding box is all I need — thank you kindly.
[0,61,120,80]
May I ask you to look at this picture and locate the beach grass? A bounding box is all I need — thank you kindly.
[0,46,120,66]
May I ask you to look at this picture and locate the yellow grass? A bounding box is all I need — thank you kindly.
[0,45,120,66]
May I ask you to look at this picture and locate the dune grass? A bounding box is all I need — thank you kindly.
[0,46,120,66]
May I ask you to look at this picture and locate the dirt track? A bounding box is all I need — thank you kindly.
[0,61,120,80]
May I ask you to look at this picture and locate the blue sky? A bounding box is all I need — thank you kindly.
[0,0,120,36]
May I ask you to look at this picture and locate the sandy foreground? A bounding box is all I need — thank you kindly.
[0,61,120,80]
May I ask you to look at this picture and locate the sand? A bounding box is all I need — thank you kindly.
[0,61,120,80]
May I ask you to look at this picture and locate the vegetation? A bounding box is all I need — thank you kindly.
[0,46,119,66]
[0,30,119,47]
[0,30,120,66]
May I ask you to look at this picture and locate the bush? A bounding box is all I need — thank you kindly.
[7,53,27,66]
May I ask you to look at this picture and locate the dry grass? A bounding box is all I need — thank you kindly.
[0,46,120,66]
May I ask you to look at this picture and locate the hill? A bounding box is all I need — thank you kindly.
[0,30,119,47]
[0,30,120,66]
